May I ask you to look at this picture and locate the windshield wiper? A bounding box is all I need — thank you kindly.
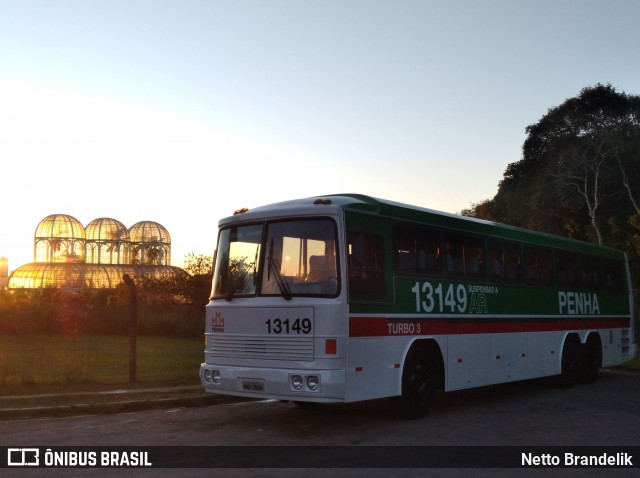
[267,239,292,300]
[268,257,292,300]
[225,262,255,301]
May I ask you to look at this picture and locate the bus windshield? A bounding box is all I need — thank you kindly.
[212,218,339,300]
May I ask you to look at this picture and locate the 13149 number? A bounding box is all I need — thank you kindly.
[411,281,468,313]
[265,317,312,334]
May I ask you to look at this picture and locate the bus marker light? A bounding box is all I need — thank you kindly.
[291,375,303,390]
[307,376,320,391]
[355,367,363,372]
[325,339,337,355]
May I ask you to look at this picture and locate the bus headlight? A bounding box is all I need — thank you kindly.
[289,374,320,392]
[203,368,221,384]
[306,376,320,391]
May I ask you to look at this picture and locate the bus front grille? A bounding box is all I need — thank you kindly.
[208,334,314,362]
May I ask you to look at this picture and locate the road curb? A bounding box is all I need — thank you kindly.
[0,385,229,420]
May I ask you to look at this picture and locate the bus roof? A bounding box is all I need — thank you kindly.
[230,194,625,260]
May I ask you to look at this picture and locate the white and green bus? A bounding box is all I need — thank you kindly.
[200,194,635,417]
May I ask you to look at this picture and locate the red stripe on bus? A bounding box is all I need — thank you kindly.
[348,316,631,337]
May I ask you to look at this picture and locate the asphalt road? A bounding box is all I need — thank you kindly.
[2,369,639,478]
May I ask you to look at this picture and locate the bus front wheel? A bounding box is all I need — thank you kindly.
[391,348,435,419]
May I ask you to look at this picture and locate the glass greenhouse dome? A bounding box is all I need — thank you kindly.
[129,221,171,266]
[8,263,186,289]
[85,217,130,265]
[34,214,86,263]
[8,215,185,290]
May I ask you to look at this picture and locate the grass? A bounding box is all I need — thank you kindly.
[0,334,205,389]
[621,355,640,372]
[0,334,254,419]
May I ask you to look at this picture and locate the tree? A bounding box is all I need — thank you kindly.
[181,253,214,306]
[459,199,495,220]
[465,84,640,281]
[482,84,640,234]
[549,130,614,244]
[183,253,213,276]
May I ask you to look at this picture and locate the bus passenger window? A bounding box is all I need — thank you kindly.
[555,251,579,286]
[348,232,385,298]
[487,240,522,283]
[523,246,553,286]
[444,236,464,276]
[603,259,625,292]
[393,226,441,276]
[444,233,485,279]
[581,255,602,290]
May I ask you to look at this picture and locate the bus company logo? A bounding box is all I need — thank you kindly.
[8,448,40,466]
[558,291,601,315]
[211,312,225,332]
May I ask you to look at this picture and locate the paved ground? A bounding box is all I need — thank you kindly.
[0,385,239,420]
[1,369,639,477]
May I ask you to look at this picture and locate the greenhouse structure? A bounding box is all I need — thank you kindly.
[8,214,186,289]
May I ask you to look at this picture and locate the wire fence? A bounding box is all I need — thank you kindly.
[0,284,207,387]
[0,333,204,387]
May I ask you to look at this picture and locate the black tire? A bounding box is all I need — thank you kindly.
[577,338,601,384]
[391,348,435,419]
[557,337,580,388]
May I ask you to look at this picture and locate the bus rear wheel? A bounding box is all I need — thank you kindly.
[557,336,580,388]
[577,336,601,384]
[391,348,435,419]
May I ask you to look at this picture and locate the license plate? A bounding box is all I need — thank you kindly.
[242,380,265,392]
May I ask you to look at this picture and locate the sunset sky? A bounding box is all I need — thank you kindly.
[1,0,639,272]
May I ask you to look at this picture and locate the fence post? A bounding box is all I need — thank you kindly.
[123,274,137,383]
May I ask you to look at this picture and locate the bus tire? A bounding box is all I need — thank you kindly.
[578,335,601,384]
[391,347,435,419]
[557,335,581,388]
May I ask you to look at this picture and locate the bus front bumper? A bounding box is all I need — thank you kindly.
[200,363,346,403]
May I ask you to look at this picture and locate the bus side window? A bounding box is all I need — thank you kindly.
[523,246,553,286]
[581,255,602,290]
[444,234,465,276]
[444,233,485,279]
[393,226,441,276]
[603,259,625,292]
[555,251,579,286]
[487,239,522,283]
[348,231,385,298]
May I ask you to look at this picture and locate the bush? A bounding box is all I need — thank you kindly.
[0,278,205,337]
